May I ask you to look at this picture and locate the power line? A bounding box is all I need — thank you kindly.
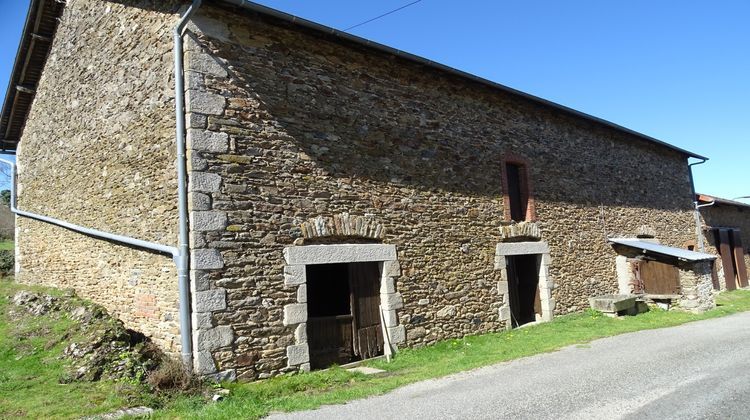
[343,0,424,32]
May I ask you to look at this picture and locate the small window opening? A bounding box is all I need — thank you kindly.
[506,163,527,222]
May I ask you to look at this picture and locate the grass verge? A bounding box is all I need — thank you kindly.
[0,240,13,251]
[155,290,750,419]
[3,275,750,419]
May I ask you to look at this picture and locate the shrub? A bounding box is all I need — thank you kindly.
[147,356,200,392]
[0,249,13,274]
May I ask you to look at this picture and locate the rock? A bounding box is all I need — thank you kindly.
[436,305,457,318]
[81,406,154,419]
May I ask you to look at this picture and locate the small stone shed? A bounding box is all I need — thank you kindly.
[697,194,750,290]
[610,238,716,312]
[1,0,709,381]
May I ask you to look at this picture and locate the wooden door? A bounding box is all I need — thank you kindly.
[731,230,748,288]
[638,260,681,295]
[718,229,737,290]
[348,262,384,360]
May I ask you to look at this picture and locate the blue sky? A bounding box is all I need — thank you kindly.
[1,0,748,199]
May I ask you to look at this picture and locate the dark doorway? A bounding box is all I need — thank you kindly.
[507,254,541,327]
[306,262,384,369]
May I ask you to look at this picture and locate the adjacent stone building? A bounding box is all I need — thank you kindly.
[1,0,709,381]
[697,194,750,290]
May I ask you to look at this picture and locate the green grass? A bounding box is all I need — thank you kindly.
[3,276,750,420]
[154,290,750,419]
[0,240,13,251]
[0,279,154,419]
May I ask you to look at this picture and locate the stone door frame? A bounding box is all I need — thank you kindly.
[495,241,555,326]
[281,244,405,371]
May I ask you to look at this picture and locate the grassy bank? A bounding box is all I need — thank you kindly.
[0,279,160,419]
[156,290,750,419]
[3,276,750,419]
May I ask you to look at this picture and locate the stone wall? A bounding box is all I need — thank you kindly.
[699,204,750,286]
[182,5,697,380]
[15,0,183,354]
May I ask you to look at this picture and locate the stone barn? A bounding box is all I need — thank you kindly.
[1,0,708,381]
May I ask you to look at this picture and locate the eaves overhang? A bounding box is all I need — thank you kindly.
[0,0,65,153]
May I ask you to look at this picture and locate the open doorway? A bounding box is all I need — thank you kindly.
[306,261,384,369]
[507,254,541,327]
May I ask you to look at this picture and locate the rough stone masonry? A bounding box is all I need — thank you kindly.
[13,0,700,381]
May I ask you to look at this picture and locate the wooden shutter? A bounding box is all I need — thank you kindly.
[349,262,384,360]
[506,163,526,222]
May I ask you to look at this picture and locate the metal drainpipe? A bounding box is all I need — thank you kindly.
[688,158,709,252]
[174,0,203,371]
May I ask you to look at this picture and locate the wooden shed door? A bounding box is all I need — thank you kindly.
[638,260,681,295]
[713,228,748,290]
[349,262,384,360]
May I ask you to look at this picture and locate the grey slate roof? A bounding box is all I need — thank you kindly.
[1,0,709,161]
[609,238,716,261]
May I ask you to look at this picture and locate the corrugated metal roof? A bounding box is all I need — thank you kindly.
[609,238,716,261]
[696,193,750,210]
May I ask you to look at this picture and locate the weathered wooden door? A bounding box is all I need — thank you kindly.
[731,230,749,288]
[306,263,356,369]
[348,262,384,360]
[713,228,748,290]
[637,260,681,295]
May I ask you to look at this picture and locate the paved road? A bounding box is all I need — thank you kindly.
[268,312,750,420]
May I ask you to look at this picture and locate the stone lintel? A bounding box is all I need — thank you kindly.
[284,244,397,265]
[496,241,549,256]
